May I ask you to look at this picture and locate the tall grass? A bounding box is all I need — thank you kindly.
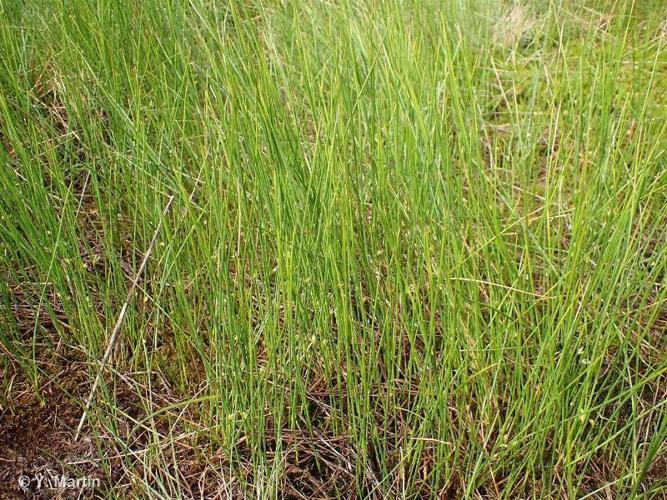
[1,0,665,497]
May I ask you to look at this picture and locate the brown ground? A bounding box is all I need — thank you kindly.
[0,362,105,499]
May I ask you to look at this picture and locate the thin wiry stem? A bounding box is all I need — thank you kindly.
[75,195,174,441]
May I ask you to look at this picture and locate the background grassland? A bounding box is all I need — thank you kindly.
[0,0,666,497]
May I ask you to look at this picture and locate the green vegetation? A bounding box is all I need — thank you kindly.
[1,0,665,497]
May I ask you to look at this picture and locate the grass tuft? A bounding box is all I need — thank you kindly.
[1,0,666,497]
